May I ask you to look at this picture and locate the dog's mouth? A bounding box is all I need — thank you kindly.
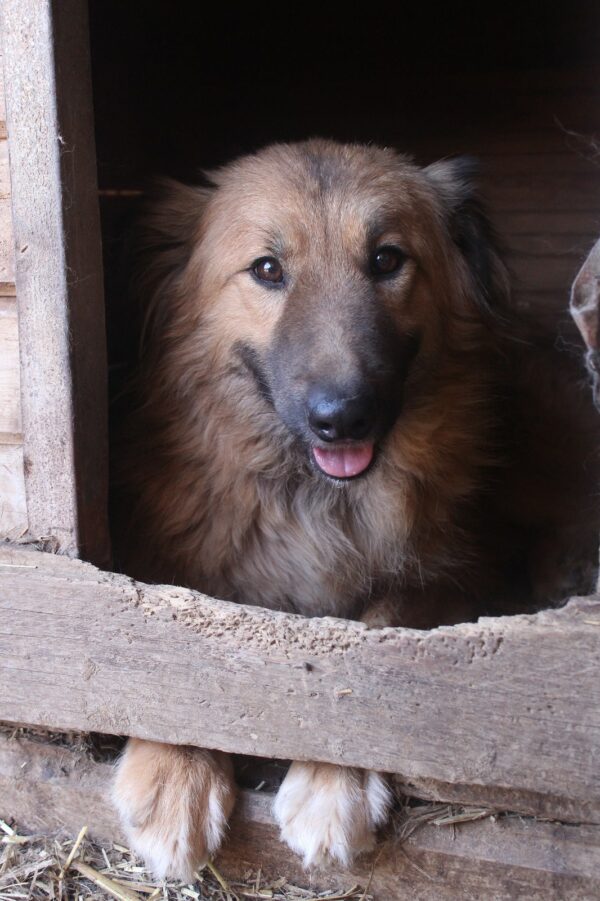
[311,441,376,480]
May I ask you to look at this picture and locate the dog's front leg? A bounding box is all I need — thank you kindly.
[273,595,395,867]
[273,760,392,867]
[113,738,236,880]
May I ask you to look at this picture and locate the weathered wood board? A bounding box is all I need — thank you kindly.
[1,546,599,825]
[0,297,20,438]
[0,140,14,288]
[1,732,599,900]
[0,49,5,126]
[0,44,19,445]
[0,0,110,563]
[0,47,24,537]
[0,20,23,539]
[0,446,26,536]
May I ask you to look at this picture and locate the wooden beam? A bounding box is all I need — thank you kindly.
[1,546,599,825]
[1,731,599,900]
[0,0,110,565]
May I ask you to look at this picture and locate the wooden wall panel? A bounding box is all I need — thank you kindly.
[0,0,110,563]
[0,29,26,539]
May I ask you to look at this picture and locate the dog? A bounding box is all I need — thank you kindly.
[112,139,600,879]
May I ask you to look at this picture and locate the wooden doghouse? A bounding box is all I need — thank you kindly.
[1,2,600,897]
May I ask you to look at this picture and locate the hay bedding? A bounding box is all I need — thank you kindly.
[0,727,497,900]
[0,804,500,901]
[0,728,377,901]
[0,820,374,901]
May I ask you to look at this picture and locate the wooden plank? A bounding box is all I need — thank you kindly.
[0,0,110,565]
[505,254,583,294]
[0,547,599,824]
[508,293,567,318]
[493,211,600,238]
[0,46,13,287]
[484,173,600,212]
[0,47,5,121]
[405,126,598,159]
[1,732,598,900]
[476,152,600,176]
[502,233,596,258]
[0,141,14,286]
[0,445,26,535]
[0,297,20,439]
[0,47,6,138]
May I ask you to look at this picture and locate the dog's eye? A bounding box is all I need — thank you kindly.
[251,256,284,285]
[370,246,405,278]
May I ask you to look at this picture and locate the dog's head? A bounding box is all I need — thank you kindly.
[138,140,508,482]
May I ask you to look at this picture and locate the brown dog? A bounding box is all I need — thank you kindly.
[112,140,600,878]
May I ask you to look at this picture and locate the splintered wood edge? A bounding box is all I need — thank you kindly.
[0,731,599,899]
[1,545,599,827]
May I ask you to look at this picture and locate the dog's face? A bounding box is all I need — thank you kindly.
[150,141,504,482]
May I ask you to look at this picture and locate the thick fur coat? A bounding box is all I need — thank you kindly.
[112,140,600,877]
[116,140,598,622]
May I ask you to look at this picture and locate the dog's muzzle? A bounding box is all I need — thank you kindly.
[305,384,378,479]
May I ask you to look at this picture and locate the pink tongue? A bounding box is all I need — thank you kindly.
[313,443,374,478]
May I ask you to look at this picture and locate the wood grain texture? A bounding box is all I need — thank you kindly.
[0,48,5,126]
[1,732,599,900]
[0,34,26,536]
[0,0,110,564]
[0,446,26,534]
[0,297,21,438]
[0,45,15,286]
[0,140,14,286]
[1,546,599,825]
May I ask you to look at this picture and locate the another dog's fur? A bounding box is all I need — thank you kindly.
[113,140,600,877]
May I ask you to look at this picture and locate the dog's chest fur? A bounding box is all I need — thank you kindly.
[122,342,491,625]
[178,462,414,619]
[138,402,479,624]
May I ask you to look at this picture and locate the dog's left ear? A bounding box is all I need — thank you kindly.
[424,157,510,316]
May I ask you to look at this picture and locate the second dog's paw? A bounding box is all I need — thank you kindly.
[113,739,236,881]
[273,761,391,867]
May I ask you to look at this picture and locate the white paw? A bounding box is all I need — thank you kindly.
[113,739,236,881]
[273,761,392,867]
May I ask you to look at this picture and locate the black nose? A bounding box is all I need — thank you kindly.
[307,387,376,442]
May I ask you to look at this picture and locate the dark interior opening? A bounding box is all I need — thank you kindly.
[89,1,600,181]
[88,0,600,620]
[89,0,600,372]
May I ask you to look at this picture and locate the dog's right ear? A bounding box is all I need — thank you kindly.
[132,177,214,352]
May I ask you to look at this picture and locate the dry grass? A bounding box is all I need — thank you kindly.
[0,818,374,901]
[392,797,496,844]
[0,801,501,901]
